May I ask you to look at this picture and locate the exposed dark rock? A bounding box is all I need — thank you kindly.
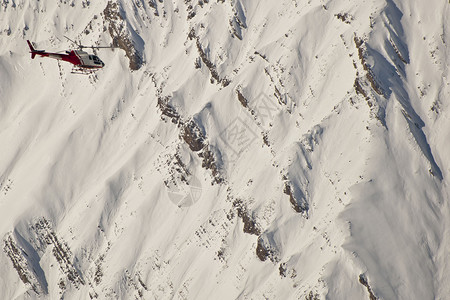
[157,96,181,124]
[161,149,192,193]
[283,182,308,215]
[199,147,223,184]
[187,28,196,40]
[182,120,206,152]
[103,1,143,70]
[359,274,377,300]
[194,33,230,87]
[194,57,202,69]
[366,69,383,95]
[335,12,353,24]
[180,120,223,184]
[256,237,270,261]
[123,269,147,299]
[354,37,383,95]
[94,263,103,285]
[263,67,287,105]
[254,51,268,62]
[3,218,85,294]
[279,262,287,277]
[229,2,246,40]
[3,235,40,293]
[236,89,248,108]
[187,10,196,19]
[354,78,368,98]
[390,39,408,64]
[255,235,278,262]
[32,218,85,288]
[148,0,159,16]
[233,199,261,235]
[217,247,226,262]
[262,132,270,147]
[305,291,320,300]
[156,96,223,184]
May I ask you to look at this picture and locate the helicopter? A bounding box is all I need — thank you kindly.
[27,36,117,74]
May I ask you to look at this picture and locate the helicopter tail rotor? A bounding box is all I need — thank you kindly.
[27,40,44,59]
[27,40,36,59]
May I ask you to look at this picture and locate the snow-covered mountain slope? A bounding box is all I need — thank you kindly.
[0,0,449,299]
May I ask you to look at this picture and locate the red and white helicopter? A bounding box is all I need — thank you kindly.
[27,37,116,74]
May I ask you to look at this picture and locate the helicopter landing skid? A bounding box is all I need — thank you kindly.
[71,66,97,75]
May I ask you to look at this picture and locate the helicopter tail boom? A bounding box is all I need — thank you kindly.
[27,40,45,59]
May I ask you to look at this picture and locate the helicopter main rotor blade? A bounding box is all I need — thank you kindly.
[63,35,89,49]
[64,36,118,50]
[63,35,78,45]
[89,46,120,49]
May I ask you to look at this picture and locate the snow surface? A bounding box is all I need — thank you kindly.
[0,0,449,299]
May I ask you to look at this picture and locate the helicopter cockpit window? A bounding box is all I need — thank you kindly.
[92,56,102,65]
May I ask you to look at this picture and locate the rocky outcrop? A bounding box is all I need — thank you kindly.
[103,1,143,70]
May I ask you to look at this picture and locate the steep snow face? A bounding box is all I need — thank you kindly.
[0,0,449,299]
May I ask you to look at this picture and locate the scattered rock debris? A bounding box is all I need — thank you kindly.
[335,12,353,24]
[3,234,43,294]
[188,28,231,87]
[32,218,85,288]
[156,96,223,184]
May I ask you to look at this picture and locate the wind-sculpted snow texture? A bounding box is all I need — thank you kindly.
[0,0,449,299]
